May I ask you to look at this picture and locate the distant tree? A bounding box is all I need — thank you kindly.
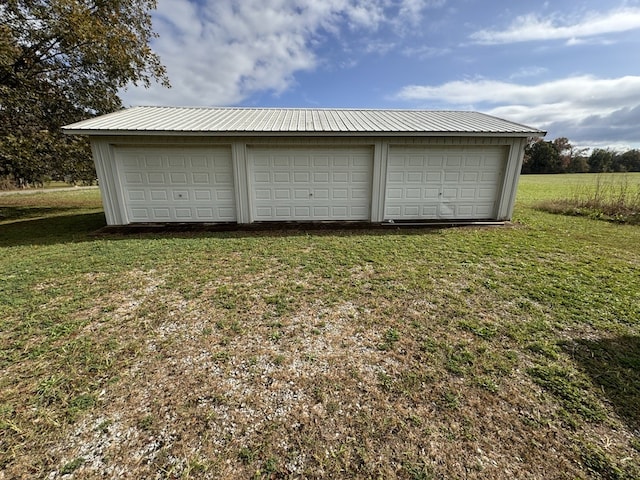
[552,137,573,171]
[523,137,640,175]
[523,139,562,174]
[612,149,640,172]
[567,155,590,173]
[611,153,626,172]
[588,149,615,173]
[0,0,169,185]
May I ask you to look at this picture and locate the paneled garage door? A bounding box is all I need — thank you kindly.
[249,147,373,221]
[385,146,507,220]
[115,146,236,222]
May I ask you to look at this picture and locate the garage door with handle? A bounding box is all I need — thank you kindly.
[249,147,373,221]
[385,146,507,220]
[115,146,236,223]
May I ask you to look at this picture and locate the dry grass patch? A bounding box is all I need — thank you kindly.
[43,294,565,479]
[28,260,637,479]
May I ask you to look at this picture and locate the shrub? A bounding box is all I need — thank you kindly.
[0,175,16,191]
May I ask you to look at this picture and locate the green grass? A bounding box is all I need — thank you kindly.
[1,176,639,479]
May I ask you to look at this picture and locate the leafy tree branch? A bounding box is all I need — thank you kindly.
[0,0,169,186]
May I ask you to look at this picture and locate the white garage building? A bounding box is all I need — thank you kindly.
[63,107,544,226]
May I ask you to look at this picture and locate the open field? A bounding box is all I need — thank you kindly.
[528,173,640,225]
[1,175,639,479]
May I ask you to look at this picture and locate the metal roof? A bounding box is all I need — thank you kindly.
[63,106,545,137]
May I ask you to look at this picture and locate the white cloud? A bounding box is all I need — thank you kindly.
[395,75,640,144]
[363,40,398,55]
[402,45,451,59]
[508,66,548,80]
[398,0,446,26]
[397,75,640,109]
[470,7,640,45]
[120,0,441,106]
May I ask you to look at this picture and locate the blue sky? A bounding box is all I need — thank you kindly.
[120,0,640,149]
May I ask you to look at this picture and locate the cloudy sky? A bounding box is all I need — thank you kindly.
[120,0,640,149]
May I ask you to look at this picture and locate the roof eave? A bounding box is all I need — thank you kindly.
[62,129,546,138]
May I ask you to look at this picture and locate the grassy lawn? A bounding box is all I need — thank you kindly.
[1,175,639,479]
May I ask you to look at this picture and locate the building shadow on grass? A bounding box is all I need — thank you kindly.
[1,212,475,248]
[0,211,107,247]
[562,336,640,433]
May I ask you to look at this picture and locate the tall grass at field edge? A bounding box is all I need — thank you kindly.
[535,174,640,224]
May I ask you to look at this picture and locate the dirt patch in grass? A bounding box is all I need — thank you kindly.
[44,294,576,479]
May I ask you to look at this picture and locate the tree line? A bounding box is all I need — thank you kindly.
[523,138,640,174]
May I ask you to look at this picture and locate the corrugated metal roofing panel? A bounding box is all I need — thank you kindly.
[63,106,545,136]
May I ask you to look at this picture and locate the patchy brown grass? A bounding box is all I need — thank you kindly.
[22,277,560,477]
